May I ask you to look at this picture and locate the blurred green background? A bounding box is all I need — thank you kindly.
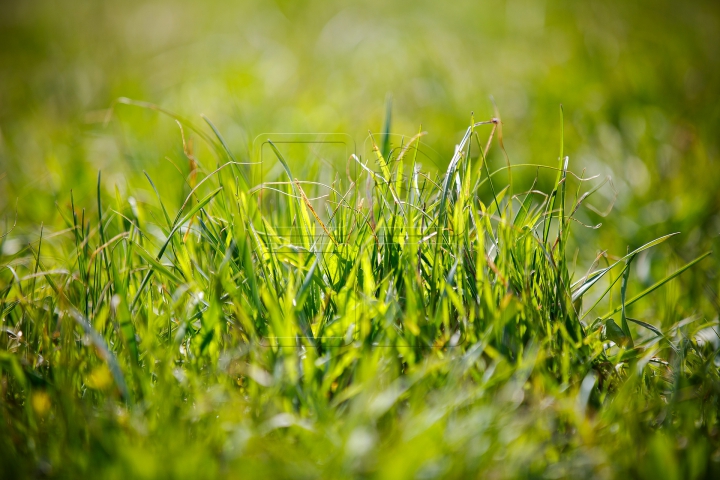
[1,0,719,311]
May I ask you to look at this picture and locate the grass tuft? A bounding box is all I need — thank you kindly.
[0,114,717,479]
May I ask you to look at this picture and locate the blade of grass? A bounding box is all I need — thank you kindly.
[601,251,711,320]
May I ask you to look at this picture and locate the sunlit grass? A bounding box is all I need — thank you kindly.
[0,102,717,479]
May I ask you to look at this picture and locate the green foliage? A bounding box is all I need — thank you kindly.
[1,1,720,477]
[0,111,717,478]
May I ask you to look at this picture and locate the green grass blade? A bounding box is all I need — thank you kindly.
[601,251,711,320]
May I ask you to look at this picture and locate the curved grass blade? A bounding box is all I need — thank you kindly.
[572,233,680,301]
[201,114,251,190]
[600,251,711,320]
[620,255,634,346]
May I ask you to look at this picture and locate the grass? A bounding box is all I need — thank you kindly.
[0,103,717,479]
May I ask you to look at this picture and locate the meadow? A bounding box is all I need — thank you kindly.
[1,1,719,478]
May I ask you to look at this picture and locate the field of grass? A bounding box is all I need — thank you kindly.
[1,0,720,478]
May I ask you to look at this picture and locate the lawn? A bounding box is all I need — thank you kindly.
[1,1,719,478]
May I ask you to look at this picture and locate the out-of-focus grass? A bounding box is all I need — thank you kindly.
[1,0,719,478]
